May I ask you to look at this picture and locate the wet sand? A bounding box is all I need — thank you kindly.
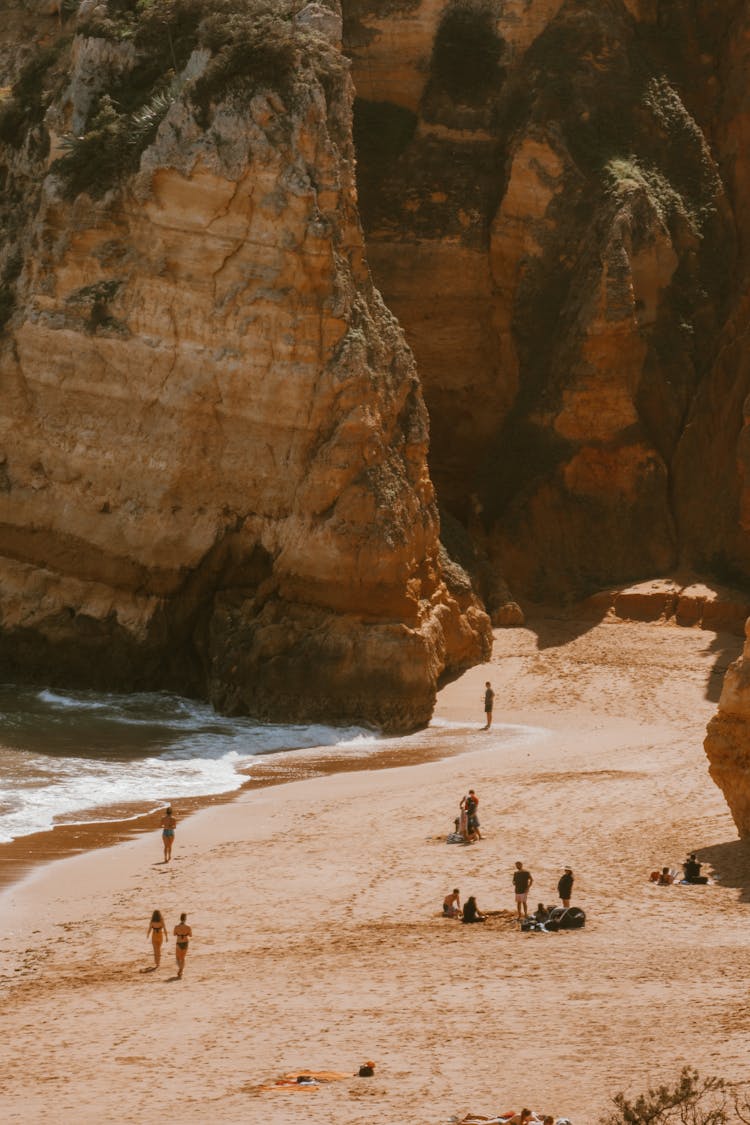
[0,721,491,890]
[0,615,748,1124]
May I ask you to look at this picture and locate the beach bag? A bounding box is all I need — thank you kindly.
[548,906,585,930]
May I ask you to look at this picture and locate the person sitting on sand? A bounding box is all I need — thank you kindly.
[147,909,167,968]
[173,912,192,979]
[683,853,702,882]
[443,888,462,917]
[160,806,177,862]
[657,866,674,885]
[533,902,550,923]
[461,895,486,923]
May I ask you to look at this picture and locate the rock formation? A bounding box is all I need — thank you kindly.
[0,0,491,731]
[705,618,750,837]
[345,0,750,601]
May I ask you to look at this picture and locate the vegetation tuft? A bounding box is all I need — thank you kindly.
[55,0,347,199]
[0,43,65,149]
[600,1067,750,1124]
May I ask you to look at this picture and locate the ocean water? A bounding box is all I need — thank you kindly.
[0,683,547,844]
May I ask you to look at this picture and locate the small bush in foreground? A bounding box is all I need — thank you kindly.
[600,1068,750,1125]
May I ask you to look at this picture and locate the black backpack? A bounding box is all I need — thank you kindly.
[547,906,585,931]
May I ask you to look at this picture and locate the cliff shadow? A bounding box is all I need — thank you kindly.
[696,838,750,903]
[703,630,743,704]
[522,605,611,651]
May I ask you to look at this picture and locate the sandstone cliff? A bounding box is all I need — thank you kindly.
[705,617,750,838]
[0,0,491,731]
[345,0,750,601]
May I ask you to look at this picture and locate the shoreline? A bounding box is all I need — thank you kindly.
[2,619,748,1124]
[0,716,541,892]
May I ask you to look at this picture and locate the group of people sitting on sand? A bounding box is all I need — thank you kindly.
[443,863,576,926]
[649,853,709,886]
[443,888,485,923]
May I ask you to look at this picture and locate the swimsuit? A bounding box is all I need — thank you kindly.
[176,940,189,950]
[162,828,175,837]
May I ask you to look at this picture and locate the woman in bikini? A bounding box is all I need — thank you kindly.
[147,909,167,968]
[173,912,192,979]
[160,806,176,862]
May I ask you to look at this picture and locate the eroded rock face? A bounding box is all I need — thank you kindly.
[705,618,750,837]
[0,2,490,730]
[345,0,749,600]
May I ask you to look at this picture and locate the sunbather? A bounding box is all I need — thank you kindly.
[657,866,674,885]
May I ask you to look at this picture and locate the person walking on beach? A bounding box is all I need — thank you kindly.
[147,909,167,968]
[557,866,574,907]
[160,806,176,862]
[173,913,192,979]
[513,860,533,919]
[482,682,494,730]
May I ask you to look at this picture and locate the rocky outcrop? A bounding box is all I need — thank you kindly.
[0,0,491,731]
[705,617,750,837]
[345,0,750,601]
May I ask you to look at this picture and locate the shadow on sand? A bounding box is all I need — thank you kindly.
[522,605,743,706]
[702,631,743,704]
[697,838,750,903]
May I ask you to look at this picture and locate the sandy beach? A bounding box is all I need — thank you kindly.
[1,615,749,1123]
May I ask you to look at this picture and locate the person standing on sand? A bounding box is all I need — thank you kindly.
[173,913,192,979]
[482,681,495,730]
[513,860,533,918]
[147,909,167,968]
[160,805,176,862]
[462,788,482,840]
[557,866,574,907]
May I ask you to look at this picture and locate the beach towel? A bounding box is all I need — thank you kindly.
[257,1069,351,1091]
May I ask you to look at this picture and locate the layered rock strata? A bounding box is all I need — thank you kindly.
[704,618,750,837]
[0,1,491,731]
[345,0,750,601]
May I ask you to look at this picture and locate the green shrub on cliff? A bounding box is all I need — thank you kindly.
[0,43,65,150]
[54,87,177,199]
[55,0,346,199]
